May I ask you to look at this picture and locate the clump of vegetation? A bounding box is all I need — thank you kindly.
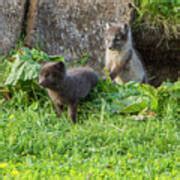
[1,48,179,115]
[0,47,64,102]
[0,48,179,178]
[134,0,179,40]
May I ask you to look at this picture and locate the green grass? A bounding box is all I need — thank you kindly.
[0,81,179,179]
[0,48,179,178]
[134,0,179,40]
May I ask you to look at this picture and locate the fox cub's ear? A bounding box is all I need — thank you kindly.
[106,23,110,29]
[54,61,65,71]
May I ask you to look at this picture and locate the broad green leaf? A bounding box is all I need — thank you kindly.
[116,96,150,113]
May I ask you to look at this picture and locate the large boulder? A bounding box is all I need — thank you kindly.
[25,0,133,64]
[0,0,27,54]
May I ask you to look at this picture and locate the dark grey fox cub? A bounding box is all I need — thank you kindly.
[39,61,98,123]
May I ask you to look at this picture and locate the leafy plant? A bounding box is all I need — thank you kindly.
[1,47,64,101]
[79,79,180,118]
[133,0,180,40]
[5,48,64,85]
[5,57,40,86]
[1,48,180,116]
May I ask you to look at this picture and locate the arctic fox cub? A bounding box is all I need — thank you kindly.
[105,22,147,83]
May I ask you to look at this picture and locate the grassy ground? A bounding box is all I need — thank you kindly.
[0,1,179,178]
[0,80,179,179]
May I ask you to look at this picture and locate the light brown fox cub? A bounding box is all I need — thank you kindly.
[105,22,147,84]
[39,61,98,123]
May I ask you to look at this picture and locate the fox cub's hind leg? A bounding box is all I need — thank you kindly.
[68,101,78,123]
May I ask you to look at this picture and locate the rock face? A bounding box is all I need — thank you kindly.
[0,0,26,54]
[25,0,133,64]
[0,0,178,85]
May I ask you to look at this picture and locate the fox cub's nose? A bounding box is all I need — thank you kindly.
[39,80,43,86]
[39,78,45,86]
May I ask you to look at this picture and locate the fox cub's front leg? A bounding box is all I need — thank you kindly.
[54,103,64,117]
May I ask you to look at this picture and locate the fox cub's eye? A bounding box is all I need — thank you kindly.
[52,73,57,78]
[45,72,49,78]
[115,35,121,41]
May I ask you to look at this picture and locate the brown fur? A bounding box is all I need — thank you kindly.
[105,23,147,83]
[39,62,98,123]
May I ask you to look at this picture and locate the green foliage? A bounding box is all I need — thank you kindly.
[1,48,180,114]
[5,56,40,86]
[67,52,90,67]
[134,0,180,39]
[1,47,64,101]
[5,47,64,86]
[0,48,179,178]
[82,80,180,116]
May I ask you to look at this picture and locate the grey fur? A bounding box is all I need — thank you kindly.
[39,62,98,123]
[105,23,148,84]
